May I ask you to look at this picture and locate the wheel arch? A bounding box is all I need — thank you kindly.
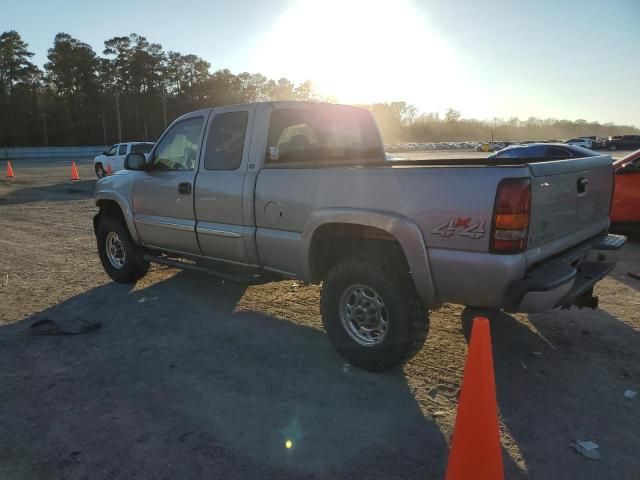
[301,209,437,306]
[94,192,140,244]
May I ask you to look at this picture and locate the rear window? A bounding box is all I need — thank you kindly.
[493,145,546,158]
[546,146,572,159]
[131,143,153,154]
[566,145,599,157]
[266,107,384,166]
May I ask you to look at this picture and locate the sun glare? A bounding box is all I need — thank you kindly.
[253,0,487,115]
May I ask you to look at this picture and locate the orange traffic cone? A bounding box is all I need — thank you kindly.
[445,317,504,480]
[106,163,113,175]
[6,161,15,178]
[71,161,80,181]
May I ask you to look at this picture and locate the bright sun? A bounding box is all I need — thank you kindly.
[253,0,486,115]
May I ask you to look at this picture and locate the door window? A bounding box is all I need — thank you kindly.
[153,117,204,171]
[118,144,128,155]
[131,143,154,154]
[107,145,118,156]
[546,146,572,159]
[204,112,249,170]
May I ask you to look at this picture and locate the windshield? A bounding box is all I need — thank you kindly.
[131,143,154,154]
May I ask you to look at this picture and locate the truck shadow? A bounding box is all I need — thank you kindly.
[0,180,95,206]
[0,271,447,480]
[462,304,640,480]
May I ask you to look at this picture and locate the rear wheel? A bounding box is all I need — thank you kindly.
[97,215,149,283]
[321,255,429,371]
[95,163,106,178]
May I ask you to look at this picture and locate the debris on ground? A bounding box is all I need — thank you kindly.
[571,440,602,460]
[624,390,637,400]
[28,318,100,335]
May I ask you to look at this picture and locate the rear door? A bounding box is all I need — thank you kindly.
[526,155,613,262]
[194,105,255,264]
[132,114,207,254]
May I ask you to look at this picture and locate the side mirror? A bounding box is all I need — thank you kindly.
[125,152,146,171]
[102,151,107,155]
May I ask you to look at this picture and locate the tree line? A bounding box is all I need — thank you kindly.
[1,30,638,147]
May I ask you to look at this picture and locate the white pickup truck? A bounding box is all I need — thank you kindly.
[93,101,626,371]
[94,142,154,178]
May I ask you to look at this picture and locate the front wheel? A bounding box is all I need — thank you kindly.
[321,255,429,372]
[610,144,617,151]
[97,215,149,283]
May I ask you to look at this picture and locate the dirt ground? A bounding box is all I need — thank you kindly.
[1,158,639,480]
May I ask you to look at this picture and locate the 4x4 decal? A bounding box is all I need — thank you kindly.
[431,217,487,240]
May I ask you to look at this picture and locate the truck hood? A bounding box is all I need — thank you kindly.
[95,169,136,201]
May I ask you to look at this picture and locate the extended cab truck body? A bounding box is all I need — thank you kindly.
[93,101,626,371]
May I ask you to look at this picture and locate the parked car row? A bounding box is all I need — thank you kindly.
[385,134,639,154]
[385,141,482,152]
[605,135,640,151]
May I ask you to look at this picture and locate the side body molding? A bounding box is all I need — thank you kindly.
[300,208,438,306]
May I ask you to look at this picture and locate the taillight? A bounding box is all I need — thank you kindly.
[490,178,531,253]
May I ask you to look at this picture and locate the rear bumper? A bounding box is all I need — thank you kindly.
[502,233,627,313]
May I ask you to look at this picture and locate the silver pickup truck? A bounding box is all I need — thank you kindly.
[93,101,626,371]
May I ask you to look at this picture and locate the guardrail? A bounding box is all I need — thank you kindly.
[0,147,108,160]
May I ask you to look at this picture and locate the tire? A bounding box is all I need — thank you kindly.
[97,215,149,283]
[321,254,429,372]
[95,163,106,178]
[610,145,617,151]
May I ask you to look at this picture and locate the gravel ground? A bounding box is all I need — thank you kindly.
[0,158,639,479]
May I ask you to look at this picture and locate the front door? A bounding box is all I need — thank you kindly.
[132,115,206,255]
[112,143,128,172]
[103,144,118,171]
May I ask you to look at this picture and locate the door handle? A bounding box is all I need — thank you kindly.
[178,182,192,195]
[577,178,588,194]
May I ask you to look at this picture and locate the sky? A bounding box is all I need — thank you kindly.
[3,0,640,126]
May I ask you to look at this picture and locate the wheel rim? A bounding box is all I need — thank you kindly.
[105,231,126,269]
[96,166,105,178]
[339,284,389,346]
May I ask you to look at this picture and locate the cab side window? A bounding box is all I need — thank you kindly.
[107,145,118,156]
[118,144,127,155]
[204,112,248,170]
[153,117,204,171]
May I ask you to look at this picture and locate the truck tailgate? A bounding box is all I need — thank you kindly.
[526,155,613,263]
